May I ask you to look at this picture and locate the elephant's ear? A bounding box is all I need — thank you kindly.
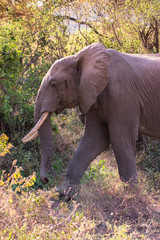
[75,43,110,113]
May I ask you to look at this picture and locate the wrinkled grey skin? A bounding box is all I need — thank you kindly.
[34,43,160,199]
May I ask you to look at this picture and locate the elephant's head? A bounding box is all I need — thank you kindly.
[22,43,110,183]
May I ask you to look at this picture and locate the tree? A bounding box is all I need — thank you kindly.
[61,0,160,53]
[0,0,71,136]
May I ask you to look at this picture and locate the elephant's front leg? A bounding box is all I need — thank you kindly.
[58,110,110,199]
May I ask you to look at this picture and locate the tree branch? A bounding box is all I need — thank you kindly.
[111,22,123,47]
[61,15,107,39]
[18,55,39,82]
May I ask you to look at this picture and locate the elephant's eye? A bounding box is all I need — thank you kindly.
[51,82,57,88]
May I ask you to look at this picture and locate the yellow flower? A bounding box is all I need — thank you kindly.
[13,171,21,179]
[9,198,13,203]
[0,180,4,186]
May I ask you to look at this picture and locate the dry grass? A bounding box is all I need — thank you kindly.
[0,153,159,240]
[0,112,160,239]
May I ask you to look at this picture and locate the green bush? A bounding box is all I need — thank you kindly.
[137,137,160,189]
[0,43,34,137]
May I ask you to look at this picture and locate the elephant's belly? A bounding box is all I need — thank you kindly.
[139,106,160,139]
[139,125,160,139]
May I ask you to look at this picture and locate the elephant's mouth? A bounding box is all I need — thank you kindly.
[55,101,62,115]
[22,112,49,143]
[22,102,63,143]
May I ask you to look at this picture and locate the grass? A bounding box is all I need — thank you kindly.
[0,157,159,239]
[0,109,160,239]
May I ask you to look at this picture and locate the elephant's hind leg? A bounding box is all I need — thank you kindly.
[109,122,139,184]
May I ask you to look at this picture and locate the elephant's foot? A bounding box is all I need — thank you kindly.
[56,180,80,201]
[120,173,138,186]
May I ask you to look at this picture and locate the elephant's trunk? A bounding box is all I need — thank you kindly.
[22,98,54,184]
[34,111,53,184]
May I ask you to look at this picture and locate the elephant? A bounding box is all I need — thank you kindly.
[22,43,160,199]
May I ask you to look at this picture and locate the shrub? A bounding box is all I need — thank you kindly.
[137,137,160,189]
[0,44,35,138]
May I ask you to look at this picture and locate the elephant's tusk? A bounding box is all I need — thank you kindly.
[22,112,49,143]
[22,130,38,143]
